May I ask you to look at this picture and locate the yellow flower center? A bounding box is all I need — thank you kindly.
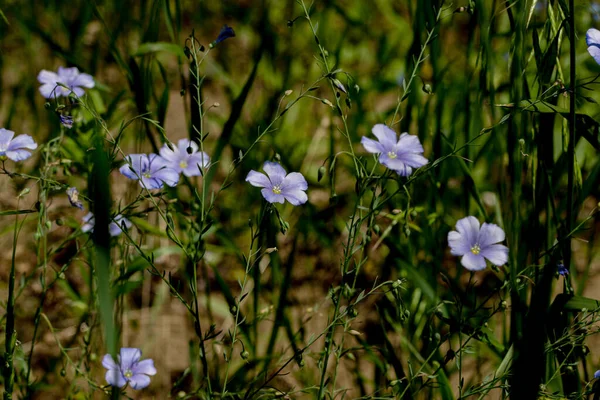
[124,369,133,379]
[387,151,397,159]
[143,172,152,179]
[179,160,188,169]
[470,244,481,255]
[272,185,282,195]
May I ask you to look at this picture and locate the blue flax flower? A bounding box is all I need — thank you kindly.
[587,29,600,65]
[210,25,235,48]
[119,154,179,189]
[0,128,37,162]
[447,216,509,271]
[102,348,157,390]
[361,124,428,176]
[557,262,569,276]
[59,115,74,129]
[37,67,95,98]
[595,370,600,379]
[246,161,308,205]
[66,187,84,210]
[159,139,210,177]
[81,212,132,237]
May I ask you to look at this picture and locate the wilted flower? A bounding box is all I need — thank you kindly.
[246,161,308,205]
[0,128,38,162]
[66,187,83,210]
[102,348,157,390]
[557,262,569,276]
[447,216,509,271]
[361,124,428,176]
[210,25,235,48]
[59,115,74,129]
[587,28,600,65]
[159,139,210,177]
[81,212,132,237]
[119,154,179,189]
[37,66,95,99]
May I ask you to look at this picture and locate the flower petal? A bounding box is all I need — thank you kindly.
[119,348,142,371]
[102,354,118,370]
[587,28,600,47]
[282,188,308,205]
[478,222,506,247]
[132,359,157,376]
[159,143,180,163]
[261,188,285,204]
[372,124,397,149]
[140,177,163,190]
[72,87,86,97]
[262,161,286,182]
[177,139,199,153]
[105,369,127,388]
[71,73,95,89]
[8,134,37,151]
[448,230,470,256]
[81,212,95,233]
[37,70,59,85]
[361,137,386,154]
[281,172,308,191]
[246,170,271,188]
[153,168,179,187]
[480,244,509,266]
[39,83,60,98]
[128,373,151,390]
[120,154,148,180]
[0,128,15,147]
[460,252,487,271]
[454,216,480,249]
[588,45,600,65]
[6,150,34,161]
[380,155,408,171]
[397,133,424,153]
[398,152,428,168]
[57,67,80,82]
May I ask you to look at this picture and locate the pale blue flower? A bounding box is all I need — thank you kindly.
[246,161,308,205]
[37,67,95,98]
[0,128,37,162]
[59,115,74,129]
[81,212,132,237]
[102,348,157,390]
[586,28,600,65]
[159,139,210,177]
[119,154,179,189]
[66,187,83,210]
[361,124,428,176]
[595,370,600,379]
[447,216,509,271]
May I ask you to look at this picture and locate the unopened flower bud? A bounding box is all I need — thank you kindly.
[318,166,326,182]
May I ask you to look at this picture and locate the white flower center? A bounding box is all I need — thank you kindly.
[124,369,133,379]
[387,151,397,159]
[272,185,282,195]
[179,160,188,169]
[470,244,481,255]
